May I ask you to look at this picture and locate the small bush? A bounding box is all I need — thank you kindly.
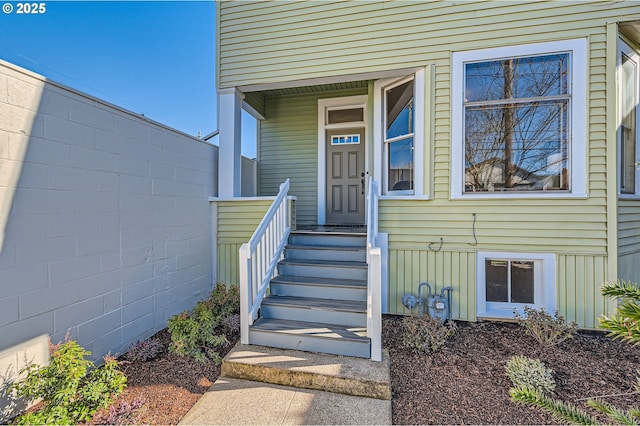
[514,306,577,346]
[126,338,164,362]
[168,283,240,363]
[11,339,126,425]
[402,315,457,354]
[505,355,556,394]
[222,313,241,339]
[210,282,241,319]
[93,397,145,425]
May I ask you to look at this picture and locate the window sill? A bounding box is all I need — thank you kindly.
[379,195,431,201]
[478,306,541,320]
[451,192,588,200]
[477,312,516,320]
[618,194,640,200]
[477,314,523,323]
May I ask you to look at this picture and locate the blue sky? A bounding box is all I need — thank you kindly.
[0,0,257,157]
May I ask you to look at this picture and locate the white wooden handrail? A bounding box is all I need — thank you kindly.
[366,176,382,361]
[238,179,291,344]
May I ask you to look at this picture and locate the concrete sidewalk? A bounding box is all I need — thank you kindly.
[178,344,392,425]
[178,376,392,425]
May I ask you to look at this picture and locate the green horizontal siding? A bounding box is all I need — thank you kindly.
[618,200,640,254]
[259,88,367,226]
[379,200,607,254]
[216,199,272,285]
[219,1,640,88]
[217,199,272,243]
[384,28,608,255]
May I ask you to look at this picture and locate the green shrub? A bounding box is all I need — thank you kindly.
[402,315,457,354]
[505,355,556,394]
[209,282,240,319]
[509,280,640,424]
[126,338,164,362]
[167,283,240,363]
[599,280,640,346]
[11,339,126,425]
[514,306,577,346]
[509,386,597,425]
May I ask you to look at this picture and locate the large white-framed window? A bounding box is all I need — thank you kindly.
[374,69,425,197]
[451,39,587,199]
[619,38,640,197]
[476,251,556,319]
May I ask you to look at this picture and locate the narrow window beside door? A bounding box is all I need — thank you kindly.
[384,78,415,193]
[619,38,640,196]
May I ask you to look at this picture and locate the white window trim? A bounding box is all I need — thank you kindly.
[618,38,640,199]
[476,251,556,319]
[373,68,425,197]
[451,39,588,200]
[317,95,368,225]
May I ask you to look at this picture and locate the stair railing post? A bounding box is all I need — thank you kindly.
[239,242,251,344]
[368,247,382,361]
[366,177,383,361]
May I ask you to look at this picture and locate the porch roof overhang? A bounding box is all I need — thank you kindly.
[620,21,640,45]
[235,66,422,94]
[236,66,422,119]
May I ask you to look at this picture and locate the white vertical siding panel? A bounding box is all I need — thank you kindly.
[387,249,475,322]
[557,254,608,329]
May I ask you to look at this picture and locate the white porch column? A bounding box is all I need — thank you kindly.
[218,87,244,198]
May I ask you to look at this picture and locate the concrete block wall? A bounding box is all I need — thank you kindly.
[0,60,220,361]
[0,335,49,421]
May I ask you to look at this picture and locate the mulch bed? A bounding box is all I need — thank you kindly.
[385,316,640,425]
[91,329,234,425]
[92,316,640,425]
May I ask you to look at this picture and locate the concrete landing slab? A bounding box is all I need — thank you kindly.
[221,344,391,400]
[178,377,392,425]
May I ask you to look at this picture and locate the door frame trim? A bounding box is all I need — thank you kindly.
[317,95,369,225]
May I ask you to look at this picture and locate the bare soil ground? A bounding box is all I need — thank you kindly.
[95,316,640,425]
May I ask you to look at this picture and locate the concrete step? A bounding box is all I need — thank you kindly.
[249,318,369,359]
[260,295,366,326]
[284,244,366,262]
[270,275,367,301]
[278,258,368,281]
[222,342,391,400]
[289,231,366,248]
